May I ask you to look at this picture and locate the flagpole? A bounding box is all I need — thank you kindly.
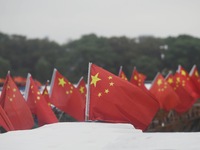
[49,68,57,97]
[24,73,31,101]
[85,62,92,121]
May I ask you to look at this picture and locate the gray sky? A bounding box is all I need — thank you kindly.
[0,0,200,44]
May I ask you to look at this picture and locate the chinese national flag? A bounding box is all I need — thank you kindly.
[149,73,180,111]
[118,66,128,81]
[166,73,196,113]
[130,67,147,90]
[42,81,52,107]
[25,74,58,126]
[76,76,87,102]
[177,65,200,100]
[0,105,14,131]
[0,73,34,130]
[87,63,159,131]
[189,65,200,93]
[49,69,85,121]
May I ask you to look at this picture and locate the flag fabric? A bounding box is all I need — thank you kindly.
[118,66,128,81]
[49,69,85,121]
[76,76,87,101]
[189,65,200,92]
[166,73,196,113]
[0,105,14,131]
[130,67,147,90]
[25,74,58,126]
[42,81,52,107]
[0,73,34,130]
[177,65,200,100]
[87,63,159,131]
[149,73,180,111]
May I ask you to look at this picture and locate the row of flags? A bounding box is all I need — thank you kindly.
[0,63,200,132]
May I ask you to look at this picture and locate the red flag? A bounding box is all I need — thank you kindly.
[149,73,180,111]
[130,67,147,90]
[0,105,14,131]
[87,63,159,131]
[42,81,52,107]
[25,74,58,126]
[0,73,34,130]
[118,66,128,81]
[49,69,85,121]
[166,73,196,113]
[76,76,87,101]
[177,65,200,100]
[189,65,200,92]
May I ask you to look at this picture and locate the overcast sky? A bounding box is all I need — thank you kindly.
[0,0,200,44]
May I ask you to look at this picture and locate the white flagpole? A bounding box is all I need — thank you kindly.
[24,73,31,101]
[189,64,196,76]
[76,76,84,88]
[118,65,123,76]
[49,68,57,97]
[85,62,92,121]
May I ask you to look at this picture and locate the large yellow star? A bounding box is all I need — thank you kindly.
[58,78,66,87]
[157,79,162,86]
[181,70,186,76]
[167,78,173,84]
[91,73,101,87]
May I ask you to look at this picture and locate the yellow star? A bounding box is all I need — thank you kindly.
[167,78,173,84]
[157,79,162,86]
[109,82,114,86]
[105,89,109,94]
[108,76,112,80]
[134,75,138,80]
[79,86,85,94]
[91,73,101,87]
[58,78,66,87]
[195,71,199,77]
[181,70,186,76]
[98,92,102,97]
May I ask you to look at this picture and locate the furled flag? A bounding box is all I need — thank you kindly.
[130,67,147,90]
[118,66,128,81]
[189,65,200,92]
[0,73,34,130]
[49,69,85,121]
[24,74,58,126]
[166,73,196,114]
[177,65,200,100]
[86,63,159,131]
[76,76,87,101]
[0,105,14,131]
[149,73,180,111]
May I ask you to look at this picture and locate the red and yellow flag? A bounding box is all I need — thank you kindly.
[49,69,85,121]
[189,65,200,93]
[26,74,58,126]
[118,66,128,81]
[87,63,159,131]
[149,73,180,111]
[76,76,87,102]
[130,67,147,90]
[177,65,200,100]
[166,73,196,113]
[0,73,34,130]
[0,105,14,131]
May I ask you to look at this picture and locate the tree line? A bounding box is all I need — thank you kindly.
[0,32,200,84]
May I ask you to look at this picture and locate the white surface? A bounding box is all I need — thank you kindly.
[0,122,200,150]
